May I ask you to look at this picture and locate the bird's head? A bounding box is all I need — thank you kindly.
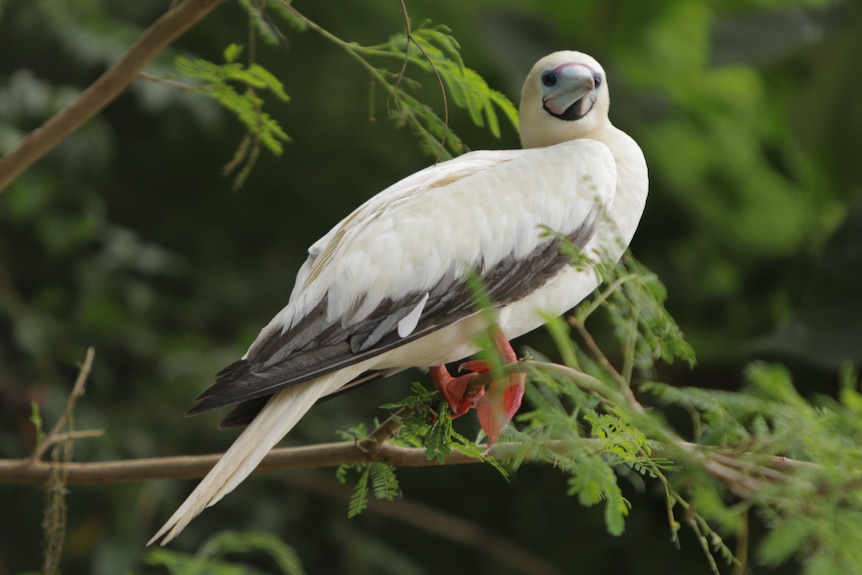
[519,51,610,149]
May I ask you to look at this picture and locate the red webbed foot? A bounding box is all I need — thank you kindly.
[429,330,526,444]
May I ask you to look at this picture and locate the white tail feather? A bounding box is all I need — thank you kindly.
[148,363,370,545]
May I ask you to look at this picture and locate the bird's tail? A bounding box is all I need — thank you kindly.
[148,363,369,545]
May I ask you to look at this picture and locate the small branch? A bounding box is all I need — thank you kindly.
[357,406,413,453]
[31,347,95,462]
[0,0,223,193]
[41,346,94,575]
[137,71,201,91]
[569,317,645,413]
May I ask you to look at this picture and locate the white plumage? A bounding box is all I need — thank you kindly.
[149,50,648,545]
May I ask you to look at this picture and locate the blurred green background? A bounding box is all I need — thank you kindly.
[1,0,860,573]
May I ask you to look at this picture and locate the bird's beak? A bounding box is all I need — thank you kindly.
[542,64,599,119]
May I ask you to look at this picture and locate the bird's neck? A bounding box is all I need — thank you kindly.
[592,124,649,253]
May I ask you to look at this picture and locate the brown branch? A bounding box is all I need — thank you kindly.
[0,440,556,487]
[31,347,95,462]
[0,435,816,492]
[357,406,413,453]
[0,0,223,194]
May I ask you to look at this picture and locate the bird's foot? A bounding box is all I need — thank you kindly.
[429,332,526,444]
[429,361,491,417]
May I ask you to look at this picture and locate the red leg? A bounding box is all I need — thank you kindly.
[429,329,526,443]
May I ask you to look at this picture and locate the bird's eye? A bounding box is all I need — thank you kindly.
[541,71,557,87]
[593,73,603,88]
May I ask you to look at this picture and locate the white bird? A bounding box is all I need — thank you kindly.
[149,50,648,545]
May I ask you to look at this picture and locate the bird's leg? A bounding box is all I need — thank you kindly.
[430,330,526,443]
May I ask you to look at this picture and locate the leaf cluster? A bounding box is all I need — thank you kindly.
[172,43,290,189]
[239,4,518,161]
[336,247,862,574]
[372,22,518,155]
[335,461,401,519]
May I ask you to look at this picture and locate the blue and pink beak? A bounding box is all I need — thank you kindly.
[541,63,602,121]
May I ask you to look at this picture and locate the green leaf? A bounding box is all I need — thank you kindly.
[424,404,452,463]
[347,465,371,518]
[369,463,400,501]
[223,43,243,64]
[173,52,291,181]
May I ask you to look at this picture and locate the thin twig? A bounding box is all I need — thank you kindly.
[569,316,645,413]
[394,0,449,162]
[42,346,95,575]
[31,347,95,462]
[0,0,223,193]
[137,71,200,91]
[356,406,413,453]
[279,2,451,160]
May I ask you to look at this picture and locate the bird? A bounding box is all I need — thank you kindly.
[149,50,648,545]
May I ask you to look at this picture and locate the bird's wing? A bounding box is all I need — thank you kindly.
[186,139,617,422]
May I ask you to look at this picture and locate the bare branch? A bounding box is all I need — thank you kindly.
[0,440,564,487]
[0,0,223,194]
[31,347,95,462]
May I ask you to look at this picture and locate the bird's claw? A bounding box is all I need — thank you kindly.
[429,332,526,444]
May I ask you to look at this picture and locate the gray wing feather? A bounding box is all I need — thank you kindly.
[187,214,598,425]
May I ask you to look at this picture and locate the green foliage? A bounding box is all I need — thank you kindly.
[262,8,518,160]
[173,44,290,154]
[378,23,519,140]
[144,530,305,575]
[238,0,307,45]
[643,360,862,574]
[347,248,862,573]
[173,43,290,189]
[335,462,401,519]
[423,402,453,464]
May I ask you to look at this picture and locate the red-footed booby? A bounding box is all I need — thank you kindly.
[150,50,648,545]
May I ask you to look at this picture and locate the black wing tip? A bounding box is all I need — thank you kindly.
[182,358,252,417]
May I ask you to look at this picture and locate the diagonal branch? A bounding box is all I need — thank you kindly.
[0,0,223,194]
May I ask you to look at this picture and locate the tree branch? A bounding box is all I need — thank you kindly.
[0,0,223,194]
[0,440,560,487]
[0,434,816,491]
